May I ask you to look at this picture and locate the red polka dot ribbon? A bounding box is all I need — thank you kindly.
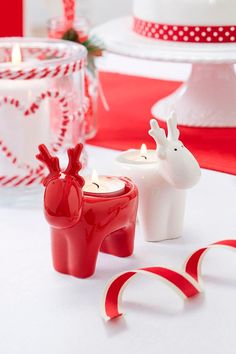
[133,17,236,43]
[101,239,236,321]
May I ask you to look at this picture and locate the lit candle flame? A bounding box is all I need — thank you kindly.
[139,143,147,159]
[91,169,100,188]
[11,44,22,65]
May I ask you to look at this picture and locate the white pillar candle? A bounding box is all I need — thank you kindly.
[115,113,201,242]
[0,44,50,178]
[83,169,126,197]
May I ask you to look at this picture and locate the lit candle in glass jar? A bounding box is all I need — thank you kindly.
[0,43,50,176]
[83,169,126,197]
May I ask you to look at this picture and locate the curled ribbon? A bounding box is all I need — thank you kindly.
[184,239,236,283]
[101,239,236,321]
[101,267,201,321]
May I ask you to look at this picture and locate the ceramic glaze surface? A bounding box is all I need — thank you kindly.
[37,144,138,278]
[116,113,201,242]
[133,0,236,25]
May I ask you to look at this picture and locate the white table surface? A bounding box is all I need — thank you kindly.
[1,53,236,353]
[0,145,236,354]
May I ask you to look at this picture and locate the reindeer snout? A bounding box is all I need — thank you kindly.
[175,156,201,189]
[44,178,83,229]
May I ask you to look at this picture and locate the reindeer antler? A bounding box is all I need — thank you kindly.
[36,145,61,186]
[64,144,85,187]
[149,119,168,147]
[167,112,180,141]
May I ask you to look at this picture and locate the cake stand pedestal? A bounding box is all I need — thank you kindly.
[153,63,236,127]
[93,17,236,127]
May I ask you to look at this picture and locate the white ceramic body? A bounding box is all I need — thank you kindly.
[115,130,201,243]
[115,158,186,242]
[133,0,236,26]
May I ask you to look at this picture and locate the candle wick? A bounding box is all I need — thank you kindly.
[92,182,100,189]
[140,155,148,160]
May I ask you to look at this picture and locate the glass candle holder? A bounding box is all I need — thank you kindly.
[48,17,89,42]
[0,37,88,207]
[48,17,98,139]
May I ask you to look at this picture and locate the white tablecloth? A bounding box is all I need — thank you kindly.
[1,144,236,354]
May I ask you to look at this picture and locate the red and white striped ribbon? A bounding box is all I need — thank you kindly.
[101,267,201,321]
[0,170,45,188]
[101,239,236,321]
[0,59,85,81]
[184,239,236,283]
[0,90,89,187]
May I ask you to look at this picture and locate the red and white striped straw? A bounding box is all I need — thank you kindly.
[63,0,75,26]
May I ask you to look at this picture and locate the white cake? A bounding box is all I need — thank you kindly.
[133,0,236,43]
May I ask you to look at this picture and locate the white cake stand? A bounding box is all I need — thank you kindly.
[93,17,236,127]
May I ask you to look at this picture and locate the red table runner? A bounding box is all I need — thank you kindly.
[89,72,236,175]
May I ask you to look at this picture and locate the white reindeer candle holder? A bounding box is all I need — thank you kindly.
[115,113,201,242]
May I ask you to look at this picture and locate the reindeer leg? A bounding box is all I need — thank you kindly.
[51,229,69,274]
[65,228,101,278]
[100,223,135,257]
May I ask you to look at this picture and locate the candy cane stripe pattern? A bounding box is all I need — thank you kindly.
[184,239,236,282]
[133,17,236,43]
[63,0,75,24]
[0,60,84,80]
[101,267,201,321]
[0,90,89,187]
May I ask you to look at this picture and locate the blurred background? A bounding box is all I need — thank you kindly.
[0,0,188,80]
[0,0,132,37]
[25,0,132,36]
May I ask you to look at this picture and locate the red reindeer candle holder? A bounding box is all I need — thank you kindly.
[36,144,138,278]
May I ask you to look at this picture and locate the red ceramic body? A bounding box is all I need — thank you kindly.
[44,177,138,278]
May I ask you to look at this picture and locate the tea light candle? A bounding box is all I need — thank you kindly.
[0,43,50,175]
[117,143,157,165]
[83,169,126,197]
